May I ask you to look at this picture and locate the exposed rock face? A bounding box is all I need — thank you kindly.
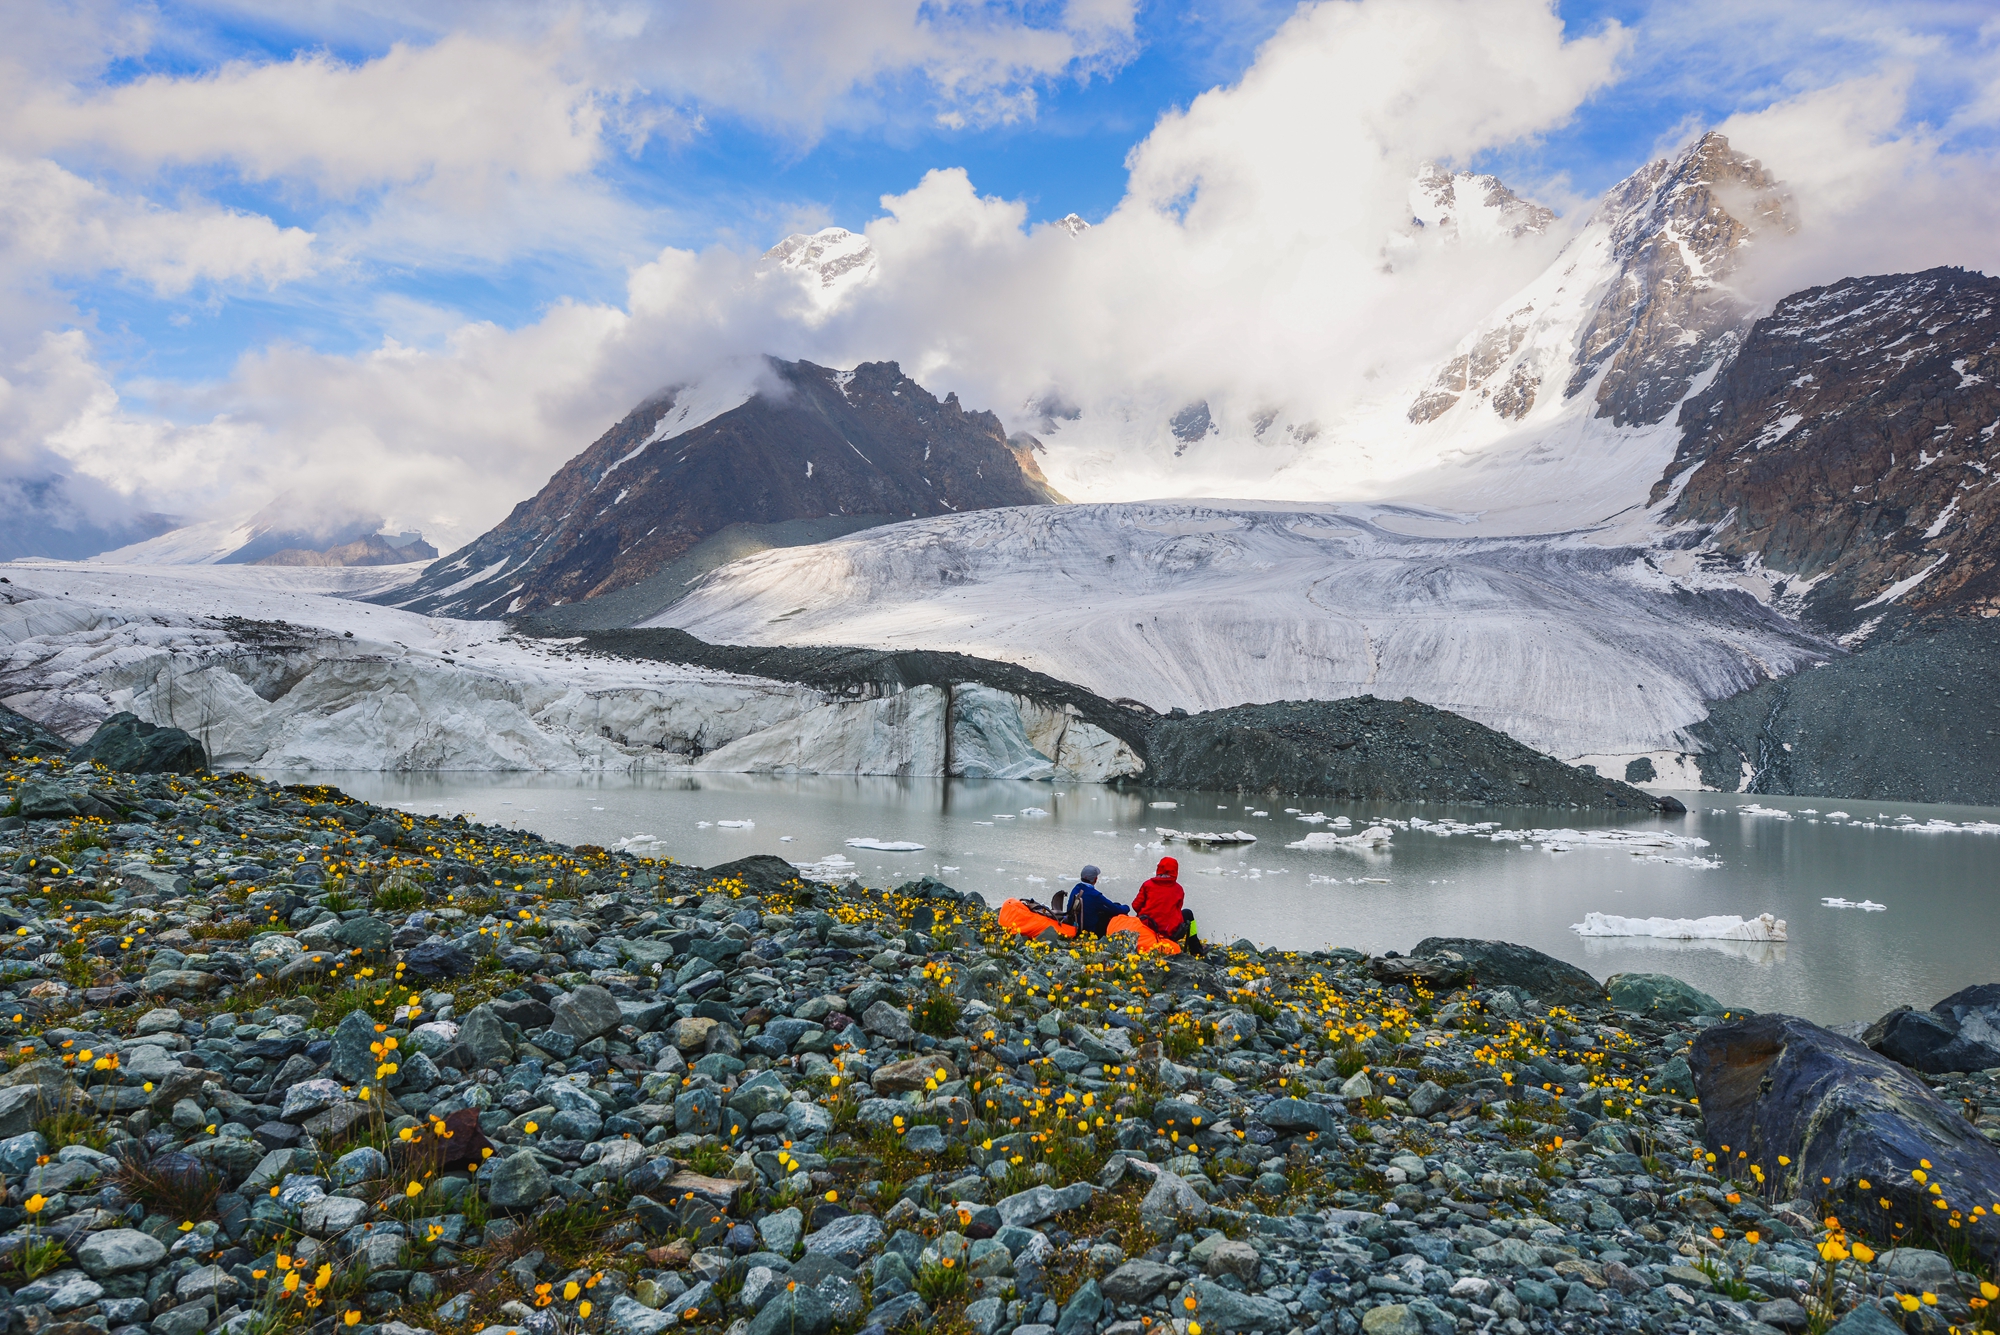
[1687,616,2000,800]
[1408,132,1790,426]
[1657,268,2000,630]
[1691,1013,2000,1246]
[1566,132,1792,426]
[392,358,1064,618]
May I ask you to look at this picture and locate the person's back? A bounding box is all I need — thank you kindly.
[1062,865,1127,936]
[1132,856,1186,937]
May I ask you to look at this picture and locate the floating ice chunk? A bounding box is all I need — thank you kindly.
[993,814,1015,820]
[717,819,754,828]
[779,836,793,842]
[941,865,960,872]
[791,852,857,883]
[845,837,925,852]
[1827,811,1851,819]
[1250,810,1268,817]
[1739,804,1794,819]
[614,833,664,855]
[1020,807,1050,817]
[1148,802,1178,809]
[1571,912,1786,941]
[1821,897,1888,911]
[1025,875,1046,883]
[695,820,713,828]
[1157,827,1257,846]
[1288,826,1394,851]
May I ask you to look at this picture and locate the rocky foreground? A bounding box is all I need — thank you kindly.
[1,713,1998,1335]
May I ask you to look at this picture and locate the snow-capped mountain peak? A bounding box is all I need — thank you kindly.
[1407,162,1555,243]
[760,227,877,306]
[1406,131,1793,430]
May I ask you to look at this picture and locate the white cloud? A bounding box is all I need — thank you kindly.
[11,34,605,200]
[10,0,2000,562]
[0,155,316,297]
[1719,69,2000,301]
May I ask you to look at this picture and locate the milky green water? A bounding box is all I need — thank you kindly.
[272,773,2000,1027]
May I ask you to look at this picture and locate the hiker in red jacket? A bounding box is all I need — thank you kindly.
[1133,856,1204,956]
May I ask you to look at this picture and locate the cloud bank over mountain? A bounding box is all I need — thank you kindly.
[2,0,1997,555]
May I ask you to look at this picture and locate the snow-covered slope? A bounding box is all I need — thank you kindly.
[630,133,1838,779]
[0,563,1139,779]
[647,499,1827,766]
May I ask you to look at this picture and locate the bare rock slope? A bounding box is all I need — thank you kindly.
[392,358,1063,619]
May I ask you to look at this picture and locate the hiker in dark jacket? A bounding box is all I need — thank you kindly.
[1059,865,1129,937]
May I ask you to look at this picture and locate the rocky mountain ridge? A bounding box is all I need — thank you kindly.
[1656,267,2000,631]
[1408,132,1792,428]
[389,358,1063,619]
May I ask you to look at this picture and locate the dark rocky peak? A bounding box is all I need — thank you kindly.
[386,356,1061,620]
[1567,131,1795,425]
[1656,266,2000,629]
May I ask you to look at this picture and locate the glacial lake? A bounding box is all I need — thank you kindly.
[273,773,2000,1028]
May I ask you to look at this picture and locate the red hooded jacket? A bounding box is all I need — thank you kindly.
[1132,856,1185,936]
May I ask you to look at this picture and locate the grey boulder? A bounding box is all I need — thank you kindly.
[76,1228,168,1277]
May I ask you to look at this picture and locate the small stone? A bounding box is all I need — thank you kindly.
[329,1009,386,1083]
[302,1195,369,1236]
[403,940,473,982]
[281,1077,350,1123]
[1101,1261,1179,1304]
[759,1207,804,1256]
[605,1295,674,1335]
[901,1124,947,1155]
[484,1149,552,1210]
[76,1229,168,1278]
[1203,1240,1259,1282]
[1339,1071,1374,1099]
[861,1000,916,1044]
[803,1213,885,1267]
[873,1056,959,1095]
[747,1286,832,1335]
[1359,1306,1422,1335]
[331,1145,388,1187]
[551,984,624,1041]
[136,1007,184,1035]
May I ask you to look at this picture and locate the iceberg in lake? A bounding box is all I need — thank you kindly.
[1288,826,1394,851]
[1571,911,1786,941]
[845,837,925,852]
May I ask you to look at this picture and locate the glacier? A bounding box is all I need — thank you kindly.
[646,499,1826,762]
[0,563,1142,780]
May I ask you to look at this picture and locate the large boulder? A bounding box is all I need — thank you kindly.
[67,712,207,773]
[1411,938,1602,1008]
[1606,973,1727,1020]
[1867,984,2000,1074]
[0,705,69,761]
[701,855,803,899]
[1691,1013,2000,1246]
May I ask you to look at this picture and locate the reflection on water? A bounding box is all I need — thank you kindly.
[1574,936,1789,966]
[266,771,2000,1027]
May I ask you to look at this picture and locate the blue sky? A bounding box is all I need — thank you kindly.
[59,0,1996,386]
[5,0,1998,552]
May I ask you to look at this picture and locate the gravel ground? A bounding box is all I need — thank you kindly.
[1690,616,2000,803]
[0,727,1987,1335]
